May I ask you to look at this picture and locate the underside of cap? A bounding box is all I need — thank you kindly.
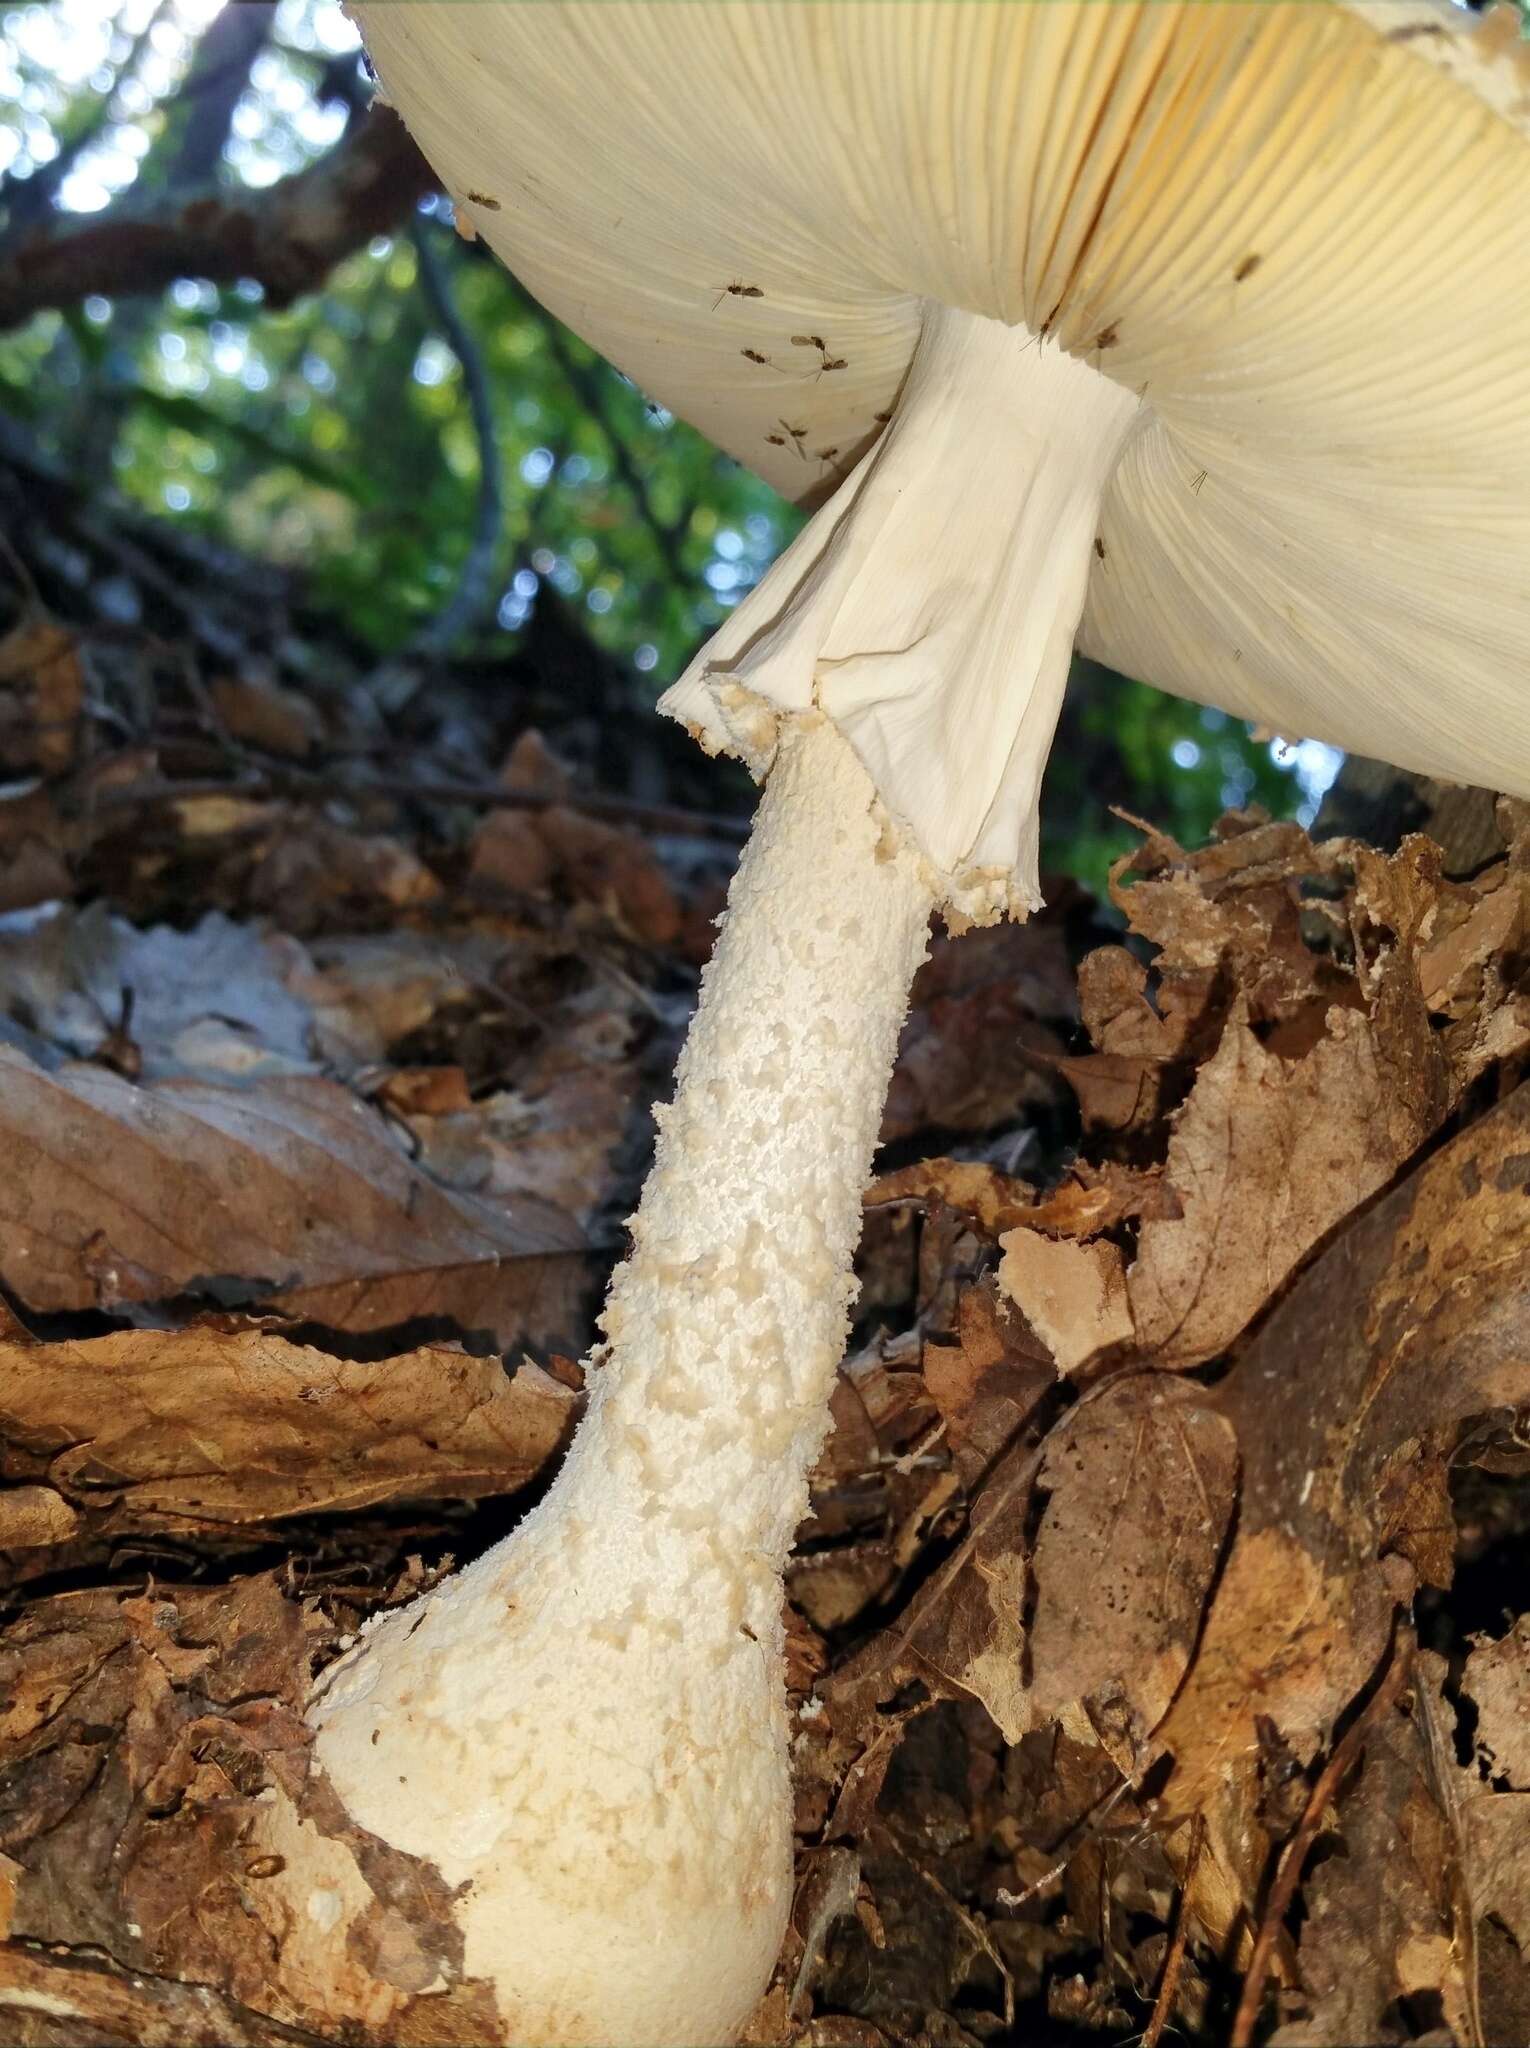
[357,0,1530,863]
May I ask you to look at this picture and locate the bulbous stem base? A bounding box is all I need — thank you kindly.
[302,718,935,2045]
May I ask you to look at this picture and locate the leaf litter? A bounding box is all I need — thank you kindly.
[0,590,1527,2044]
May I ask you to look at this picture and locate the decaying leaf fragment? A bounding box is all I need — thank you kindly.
[998,1230,1133,1375]
[0,1322,575,1544]
[1265,1664,1474,2048]
[0,1576,504,2045]
[805,802,1528,2034]
[1464,1619,1530,1792]
[0,616,83,774]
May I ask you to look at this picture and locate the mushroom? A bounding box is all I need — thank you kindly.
[296,4,1530,2042]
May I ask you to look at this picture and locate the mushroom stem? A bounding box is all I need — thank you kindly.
[305,715,934,2045]
[665,302,1144,923]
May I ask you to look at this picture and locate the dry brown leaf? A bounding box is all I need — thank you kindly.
[867,1159,1036,1238]
[499,727,572,797]
[282,928,504,1068]
[825,1429,1037,1751]
[209,674,324,758]
[249,815,443,922]
[404,1001,641,1230]
[1050,1049,1167,1134]
[1268,1692,1472,2048]
[375,1065,475,1116]
[1463,1794,1530,1958]
[0,905,318,1082]
[0,1324,575,1536]
[1420,870,1525,1015]
[475,802,687,948]
[0,1046,588,1346]
[1127,996,1446,1370]
[883,919,1074,1142]
[1465,1621,1530,1791]
[468,804,556,898]
[0,1946,317,2048]
[1018,1162,1172,1239]
[0,1486,80,1548]
[0,1577,502,2045]
[0,617,83,774]
[920,1281,1051,1484]
[1154,1080,1530,1941]
[1026,1376,1238,1763]
[997,1231,1133,1375]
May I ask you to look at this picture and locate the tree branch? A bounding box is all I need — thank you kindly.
[0,104,437,333]
[532,304,692,589]
[163,0,278,191]
[0,0,177,240]
[404,218,503,659]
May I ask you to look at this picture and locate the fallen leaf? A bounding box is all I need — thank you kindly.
[469,796,682,949]
[867,1160,1036,1239]
[0,617,82,774]
[884,920,1074,1142]
[1268,1685,1471,2047]
[0,1486,80,1549]
[0,1325,575,1535]
[0,1046,588,1347]
[0,1577,503,2045]
[920,1281,1051,1483]
[1155,1081,1530,1937]
[209,674,323,758]
[1465,1620,1530,1792]
[1026,1377,1238,1763]
[373,1065,474,1117]
[998,1232,1133,1375]
[1128,996,1447,1370]
[0,905,318,1081]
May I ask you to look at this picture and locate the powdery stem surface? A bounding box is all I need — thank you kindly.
[305,718,934,2045]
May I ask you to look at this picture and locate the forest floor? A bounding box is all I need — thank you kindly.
[0,452,1528,2045]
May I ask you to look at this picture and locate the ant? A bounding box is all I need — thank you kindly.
[766,420,809,460]
[712,280,765,310]
[790,333,847,375]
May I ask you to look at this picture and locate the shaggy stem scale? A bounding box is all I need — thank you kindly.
[308,717,934,2043]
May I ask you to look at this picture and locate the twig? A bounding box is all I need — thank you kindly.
[369,217,504,687]
[75,766,749,843]
[995,1772,1137,1911]
[0,106,437,333]
[534,310,691,588]
[1229,1624,1415,2048]
[1141,1812,1205,2048]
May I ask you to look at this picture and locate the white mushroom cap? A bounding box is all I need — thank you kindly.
[358,0,1530,899]
[313,12,1530,2039]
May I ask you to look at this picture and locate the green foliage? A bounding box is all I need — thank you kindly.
[0,0,1331,887]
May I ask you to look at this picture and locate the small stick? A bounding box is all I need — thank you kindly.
[1141,1812,1206,2048]
[78,768,750,843]
[1229,1626,1415,2048]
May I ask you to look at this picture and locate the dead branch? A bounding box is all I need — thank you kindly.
[0,103,437,333]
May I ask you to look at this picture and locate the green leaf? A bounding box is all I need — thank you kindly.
[130,388,386,508]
